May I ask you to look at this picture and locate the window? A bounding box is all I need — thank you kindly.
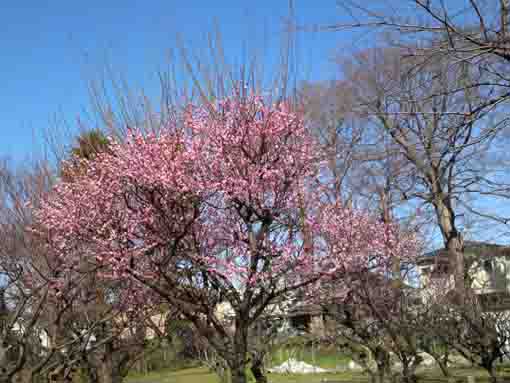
[483,259,493,273]
[482,258,508,291]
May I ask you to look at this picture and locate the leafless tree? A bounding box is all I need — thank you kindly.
[428,287,510,383]
[321,267,426,383]
[0,160,79,383]
[322,44,510,296]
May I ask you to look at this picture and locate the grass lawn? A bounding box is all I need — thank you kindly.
[126,367,368,383]
[126,341,510,383]
[266,339,350,369]
[268,348,350,370]
[126,365,510,383]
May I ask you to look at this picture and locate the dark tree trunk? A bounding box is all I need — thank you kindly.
[78,353,98,383]
[401,359,419,383]
[48,365,67,383]
[230,362,246,383]
[375,369,385,383]
[250,353,267,383]
[229,318,248,383]
[97,342,122,383]
[434,196,465,296]
[374,347,391,383]
[485,363,498,383]
[436,357,450,378]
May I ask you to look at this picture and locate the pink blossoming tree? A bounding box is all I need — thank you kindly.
[35,93,417,383]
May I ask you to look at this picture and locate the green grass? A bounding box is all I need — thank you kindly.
[126,367,367,383]
[267,339,350,369]
[125,339,510,383]
[415,364,510,380]
[126,365,510,383]
[126,367,220,383]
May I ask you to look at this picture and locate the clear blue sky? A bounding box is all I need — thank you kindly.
[2,1,507,246]
[0,1,364,161]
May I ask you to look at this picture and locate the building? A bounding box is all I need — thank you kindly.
[416,241,510,310]
[213,298,327,337]
[286,302,329,337]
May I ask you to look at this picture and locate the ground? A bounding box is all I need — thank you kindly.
[126,340,510,383]
[126,367,367,383]
[267,341,350,370]
[126,366,510,383]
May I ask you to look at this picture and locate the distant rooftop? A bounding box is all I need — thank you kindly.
[417,241,510,266]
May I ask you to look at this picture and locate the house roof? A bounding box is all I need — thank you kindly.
[417,241,510,266]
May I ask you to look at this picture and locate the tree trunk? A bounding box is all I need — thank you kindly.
[486,363,498,383]
[436,358,450,378]
[80,356,98,383]
[48,365,67,383]
[229,363,246,383]
[447,235,465,296]
[229,319,248,383]
[374,347,391,383]
[98,352,112,383]
[375,368,385,383]
[250,353,267,383]
[401,359,418,383]
[434,196,465,296]
[97,342,121,383]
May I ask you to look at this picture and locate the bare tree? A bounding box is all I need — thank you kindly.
[0,161,78,383]
[426,286,510,383]
[325,45,510,296]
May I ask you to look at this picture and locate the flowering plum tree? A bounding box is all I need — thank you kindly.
[35,93,416,383]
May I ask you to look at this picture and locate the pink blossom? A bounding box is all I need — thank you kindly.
[34,92,417,314]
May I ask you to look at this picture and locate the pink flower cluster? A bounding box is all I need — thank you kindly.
[34,93,418,309]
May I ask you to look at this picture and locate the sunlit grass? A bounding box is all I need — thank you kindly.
[126,367,367,383]
[126,364,510,383]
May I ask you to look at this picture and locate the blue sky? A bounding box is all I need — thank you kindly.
[0,1,364,161]
[4,0,506,247]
